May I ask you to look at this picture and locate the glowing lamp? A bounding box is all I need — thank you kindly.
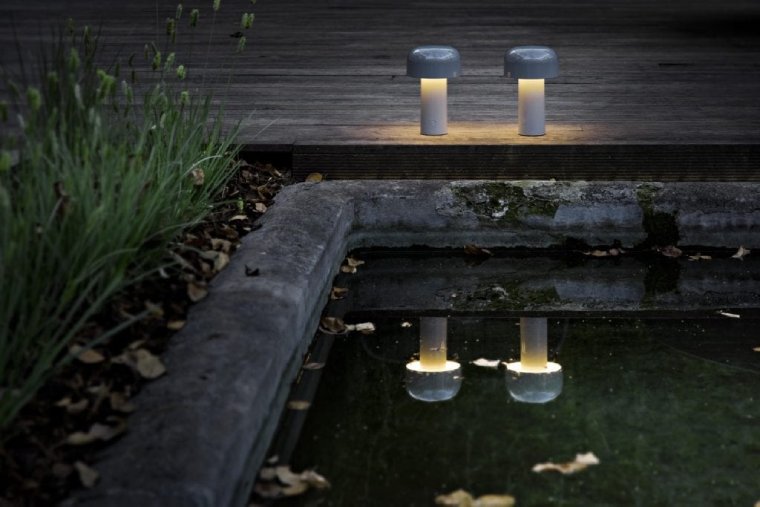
[405,317,462,402]
[406,46,461,136]
[505,317,563,403]
[504,46,559,136]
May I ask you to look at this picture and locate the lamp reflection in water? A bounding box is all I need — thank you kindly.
[506,317,563,403]
[405,317,462,402]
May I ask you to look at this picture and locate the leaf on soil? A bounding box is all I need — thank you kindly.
[69,345,105,364]
[401,321,412,328]
[230,214,248,221]
[134,349,166,379]
[471,358,501,369]
[74,461,99,488]
[688,253,712,261]
[302,362,325,370]
[211,238,232,253]
[254,202,267,213]
[214,252,230,272]
[67,399,89,415]
[110,392,136,413]
[167,319,186,331]
[187,281,208,302]
[305,172,323,182]
[464,244,494,258]
[319,316,347,335]
[287,400,311,410]
[190,167,205,186]
[52,462,73,479]
[144,300,164,317]
[717,310,740,319]
[732,246,751,259]
[435,489,515,507]
[532,452,600,475]
[330,286,348,300]
[658,245,683,258]
[66,420,126,445]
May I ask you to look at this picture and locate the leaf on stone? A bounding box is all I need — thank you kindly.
[688,253,712,261]
[345,256,365,268]
[69,345,105,364]
[190,167,205,186]
[732,246,751,259]
[464,244,493,258]
[717,310,740,319]
[302,362,325,370]
[532,451,600,475]
[134,349,166,379]
[319,316,347,335]
[74,461,99,488]
[287,400,311,410]
[187,281,208,302]
[305,172,323,183]
[167,319,186,331]
[471,358,501,369]
[658,245,682,258]
[330,286,348,300]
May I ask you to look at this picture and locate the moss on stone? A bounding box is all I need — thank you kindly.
[452,183,560,225]
[454,280,560,311]
[636,184,679,247]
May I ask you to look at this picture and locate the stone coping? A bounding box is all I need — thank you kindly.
[67,181,760,506]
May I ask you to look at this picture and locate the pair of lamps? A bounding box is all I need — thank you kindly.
[406,317,563,404]
[407,45,558,136]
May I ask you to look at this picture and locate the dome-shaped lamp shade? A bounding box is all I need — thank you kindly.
[407,45,461,78]
[504,46,559,79]
[505,362,563,404]
[405,360,462,402]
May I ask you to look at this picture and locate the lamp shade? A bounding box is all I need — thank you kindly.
[504,46,559,79]
[407,45,461,79]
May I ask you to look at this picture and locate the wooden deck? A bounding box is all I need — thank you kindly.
[2,0,760,179]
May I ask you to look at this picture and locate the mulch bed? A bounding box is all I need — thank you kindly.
[0,161,289,507]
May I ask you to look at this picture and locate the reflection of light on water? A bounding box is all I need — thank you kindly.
[405,317,462,402]
[506,317,564,404]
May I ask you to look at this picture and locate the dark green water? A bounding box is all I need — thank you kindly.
[271,317,759,506]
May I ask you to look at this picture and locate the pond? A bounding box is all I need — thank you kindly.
[254,251,760,507]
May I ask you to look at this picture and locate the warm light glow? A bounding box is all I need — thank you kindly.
[406,360,461,373]
[506,361,562,374]
[419,316,447,370]
[518,79,545,136]
[420,78,447,135]
[520,317,548,369]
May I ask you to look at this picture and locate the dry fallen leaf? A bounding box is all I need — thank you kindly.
[584,249,609,257]
[245,265,260,277]
[401,321,412,328]
[717,310,741,319]
[214,252,230,272]
[229,214,248,222]
[346,256,365,268]
[253,481,282,499]
[340,265,357,274]
[259,467,277,481]
[330,286,349,300]
[305,172,324,183]
[753,347,760,352]
[190,167,205,186]
[475,494,516,507]
[287,400,311,411]
[110,392,136,413]
[319,316,347,335]
[69,345,105,365]
[74,461,99,488]
[255,202,268,213]
[302,362,325,370]
[464,244,494,258]
[66,421,126,445]
[532,452,600,475]
[732,246,751,259]
[346,322,376,334]
[688,253,712,261]
[659,245,683,258]
[471,358,501,369]
[167,320,186,331]
[134,349,166,379]
[435,489,514,507]
[187,282,208,302]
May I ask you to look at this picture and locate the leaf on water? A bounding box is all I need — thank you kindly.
[475,494,516,507]
[69,345,105,364]
[658,245,682,258]
[255,202,267,213]
[471,358,501,369]
[259,467,277,481]
[253,481,282,499]
[187,281,208,302]
[110,392,136,413]
[401,321,413,328]
[214,252,230,272]
[319,316,347,335]
[340,265,357,274]
[732,246,751,259]
[167,319,186,331]
[74,461,99,488]
[688,253,712,261]
[287,400,311,410]
[275,465,302,486]
[346,256,365,268]
[330,286,348,300]
[435,489,514,507]
[302,362,325,370]
[532,452,600,475]
[464,244,494,258]
[346,322,375,334]
[584,249,609,257]
[299,469,331,490]
[134,349,166,379]
[190,167,205,186]
[717,310,741,319]
[266,454,279,465]
[753,346,760,352]
[305,172,323,183]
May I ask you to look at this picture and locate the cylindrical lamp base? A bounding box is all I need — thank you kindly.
[420,78,448,136]
[518,79,545,136]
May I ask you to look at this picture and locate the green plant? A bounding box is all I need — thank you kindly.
[0,21,241,431]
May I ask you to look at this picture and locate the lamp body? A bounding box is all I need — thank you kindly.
[420,78,448,136]
[419,316,447,370]
[520,317,548,369]
[518,79,545,136]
